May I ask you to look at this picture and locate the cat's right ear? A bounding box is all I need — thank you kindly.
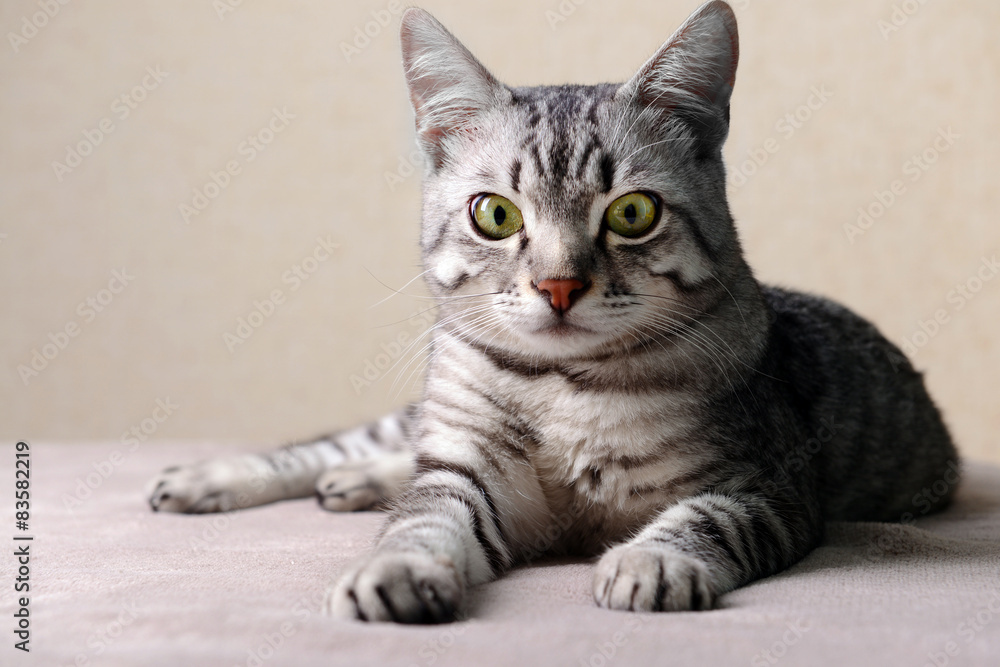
[622,0,739,110]
[400,8,506,170]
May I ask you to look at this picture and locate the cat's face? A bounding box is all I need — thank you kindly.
[403,2,746,362]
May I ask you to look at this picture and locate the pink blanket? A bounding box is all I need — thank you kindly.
[5,441,999,666]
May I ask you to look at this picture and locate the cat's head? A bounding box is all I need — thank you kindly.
[401,1,761,363]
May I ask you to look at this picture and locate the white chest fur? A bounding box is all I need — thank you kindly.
[490,362,706,508]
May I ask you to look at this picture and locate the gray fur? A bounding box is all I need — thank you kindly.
[148,1,957,624]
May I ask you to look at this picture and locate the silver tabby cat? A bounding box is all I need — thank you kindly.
[148,1,958,622]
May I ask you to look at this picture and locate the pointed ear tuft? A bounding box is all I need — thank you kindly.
[622,0,739,111]
[400,8,506,169]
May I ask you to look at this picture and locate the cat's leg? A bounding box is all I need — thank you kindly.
[325,420,547,623]
[316,450,414,511]
[147,438,341,513]
[147,408,414,513]
[593,487,821,612]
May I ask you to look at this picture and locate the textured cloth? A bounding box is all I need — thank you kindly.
[4,442,1000,667]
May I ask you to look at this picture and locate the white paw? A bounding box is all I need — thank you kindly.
[315,464,382,512]
[593,544,715,612]
[146,459,259,514]
[326,551,463,623]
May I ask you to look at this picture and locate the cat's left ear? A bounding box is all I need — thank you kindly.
[620,1,739,113]
[400,8,508,169]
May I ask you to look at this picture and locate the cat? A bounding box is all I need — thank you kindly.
[147,0,959,623]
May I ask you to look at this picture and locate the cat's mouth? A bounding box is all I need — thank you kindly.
[533,320,593,337]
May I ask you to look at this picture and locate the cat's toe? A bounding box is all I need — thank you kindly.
[315,466,382,512]
[593,544,714,612]
[146,463,241,514]
[325,552,463,624]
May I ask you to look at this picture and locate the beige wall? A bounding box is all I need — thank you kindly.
[2,1,998,464]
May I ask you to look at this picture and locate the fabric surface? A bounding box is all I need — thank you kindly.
[3,442,999,667]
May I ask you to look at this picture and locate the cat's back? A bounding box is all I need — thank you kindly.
[760,285,959,521]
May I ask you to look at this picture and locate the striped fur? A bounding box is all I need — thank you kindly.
[147,408,414,513]
[149,1,958,623]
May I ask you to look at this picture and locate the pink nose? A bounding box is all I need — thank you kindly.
[536,279,586,314]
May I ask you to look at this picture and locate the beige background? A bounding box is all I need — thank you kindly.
[1,0,998,464]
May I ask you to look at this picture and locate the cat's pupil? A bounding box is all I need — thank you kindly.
[624,204,637,225]
[494,206,507,226]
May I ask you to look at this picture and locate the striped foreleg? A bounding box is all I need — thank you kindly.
[325,455,519,623]
[593,488,821,611]
[147,408,415,513]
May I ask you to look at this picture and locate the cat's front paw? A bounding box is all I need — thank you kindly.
[593,544,715,612]
[146,459,257,514]
[315,464,382,512]
[325,551,463,623]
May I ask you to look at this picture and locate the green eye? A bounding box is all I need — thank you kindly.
[605,192,658,237]
[471,194,524,240]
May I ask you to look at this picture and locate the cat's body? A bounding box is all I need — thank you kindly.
[148,1,958,622]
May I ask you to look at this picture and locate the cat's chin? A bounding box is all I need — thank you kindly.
[512,323,618,361]
[533,321,591,338]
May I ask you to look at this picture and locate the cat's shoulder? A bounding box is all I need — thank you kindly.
[759,284,913,377]
[761,284,880,336]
